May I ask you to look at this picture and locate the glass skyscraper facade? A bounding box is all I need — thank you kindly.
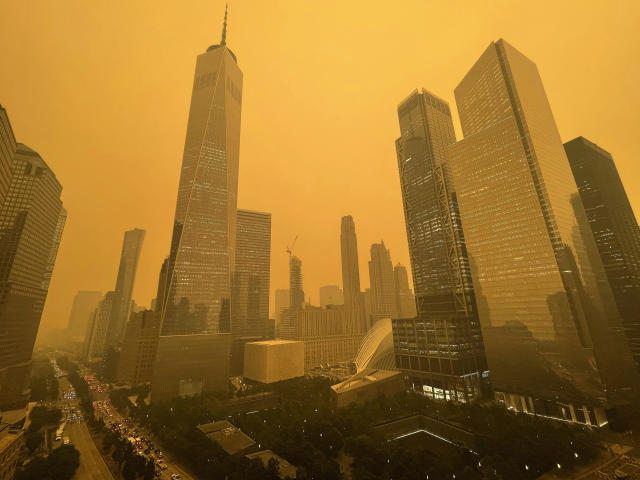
[394,89,486,403]
[152,11,240,401]
[105,228,145,347]
[231,209,271,337]
[448,39,637,422]
[340,215,362,308]
[0,143,65,407]
[565,137,640,371]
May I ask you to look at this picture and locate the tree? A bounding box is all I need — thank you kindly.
[24,429,44,453]
[48,444,81,480]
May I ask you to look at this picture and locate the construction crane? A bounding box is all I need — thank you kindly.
[286,235,298,259]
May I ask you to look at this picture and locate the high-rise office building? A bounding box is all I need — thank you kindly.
[319,285,343,307]
[105,228,145,348]
[393,89,487,403]
[368,241,397,324]
[274,289,289,323]
[82,292,115,362]
[0,105,16,209]
[232,209,271,337]
[118,310,160,386]
[289,255,304,310]
[152,8,239,400]
[565,137,640,370]
[0,143,65,408]
[392,264,416,319]
[66,290,103,342]
[340,216,362,307]
[448,39,637,423]
[43,207,67,292]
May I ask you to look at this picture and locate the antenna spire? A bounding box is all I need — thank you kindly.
[221,3,228,46]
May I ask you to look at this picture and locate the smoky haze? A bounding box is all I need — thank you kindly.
[0,0,638,330]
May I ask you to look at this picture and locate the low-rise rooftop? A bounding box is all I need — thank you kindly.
[197,420,255,455]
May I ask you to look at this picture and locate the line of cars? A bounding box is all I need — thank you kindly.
[93,400,175,477]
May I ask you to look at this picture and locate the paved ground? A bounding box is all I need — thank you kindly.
[67,422,114,480]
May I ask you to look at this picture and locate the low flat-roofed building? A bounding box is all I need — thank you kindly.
[0,422,24,480]
[246,450,297,479]
[331,368,404,408]
[197,420,255,455]
[244,340,304,384]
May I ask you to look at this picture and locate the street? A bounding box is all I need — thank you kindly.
[67,422,114,480]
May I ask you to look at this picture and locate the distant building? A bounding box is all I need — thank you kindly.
[341,215,362,308]
[232,209,271,337]
[319,285,343,307]
[393,264,416,319]
[243,340,304,384]
[118,310,160,386]
[289,255,304,310]
[274,289,289,324]
[0,143,65,408]
[368,241,397,325]
[82,292,115,363]
[105,228,145,348]
[565,136,640,371]
[280,306,365,370]
[66,290,102,343]
[151,333,231,402]
[0,105,16,208]
[331,369,404,408]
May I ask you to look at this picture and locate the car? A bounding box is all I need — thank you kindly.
[160,465,168,471]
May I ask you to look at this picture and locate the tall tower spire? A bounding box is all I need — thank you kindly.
[221,3,228,46]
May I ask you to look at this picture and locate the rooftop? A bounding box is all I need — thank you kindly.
[246,450,297,479]
[197,420,255,455]
[331,368,401,394]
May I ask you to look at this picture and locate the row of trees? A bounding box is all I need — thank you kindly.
[29,354,59,402]
[15,444,80,480]
[23,406,62,453]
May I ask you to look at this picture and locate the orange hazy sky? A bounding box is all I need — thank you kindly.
[1,0,639,330]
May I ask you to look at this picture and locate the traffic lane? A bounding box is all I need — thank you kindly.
[68,422,114,480]
[102,407,193,480]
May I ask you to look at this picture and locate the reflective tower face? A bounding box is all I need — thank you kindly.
[565,137,640,371]
[289,255,304,310]
[0,143,64,407]
[160,39,243,336]
[106,228,145,346]
[0,105,16,208]
[448,39,637,417]
[232,209,271,337]
[340,216,361,307]
[368,241,396,322]
[394,90,486,402]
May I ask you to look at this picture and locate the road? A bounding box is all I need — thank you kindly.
[67,422,114,480]
[100,401,194,480]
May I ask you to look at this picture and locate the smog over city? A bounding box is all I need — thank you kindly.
[1,2,640,480]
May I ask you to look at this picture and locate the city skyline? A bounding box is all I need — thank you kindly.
[1,2,639,335]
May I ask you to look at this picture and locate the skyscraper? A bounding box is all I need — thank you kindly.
[368,241,396,324]
[319,285,343,307]
[289,255,304,310]
[118,309,160,387]
[231,209,271,337]
[392,264,416,319]
[152,7,240,400]
[0,143,65,407]
[0,105,16,209]
[105,228,145,347]
[66,290,103,343]
[394,89,486,402]
[564,136,640,370]
[82,292,115,362]
[274,289,289,323]
[448,39,637,422]
[340,215,362,307]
